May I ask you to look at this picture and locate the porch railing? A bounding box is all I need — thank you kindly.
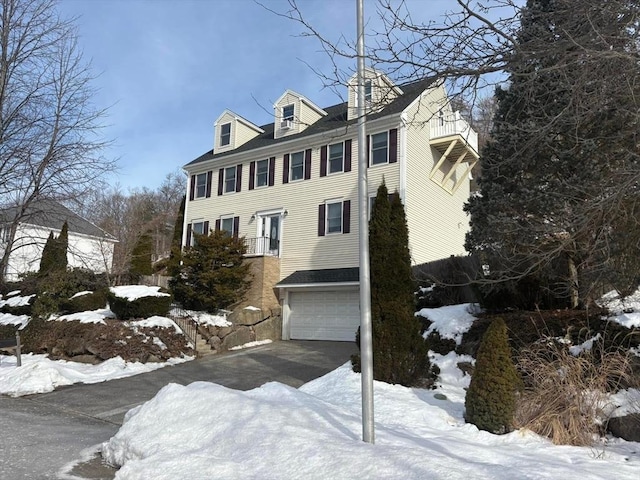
[430,111,478,149]
[244,236,280,257]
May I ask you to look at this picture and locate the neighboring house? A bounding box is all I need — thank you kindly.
[0,199,117,281]
[182,69,478,341]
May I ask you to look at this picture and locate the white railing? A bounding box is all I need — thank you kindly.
[430,111,478,151]
[244,236,279,257]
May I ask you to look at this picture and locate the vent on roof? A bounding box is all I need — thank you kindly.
[280,119,293,130]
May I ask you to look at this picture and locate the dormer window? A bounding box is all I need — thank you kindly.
[364,80,372,103]
[220,122,231,146]
[282,104,294,122]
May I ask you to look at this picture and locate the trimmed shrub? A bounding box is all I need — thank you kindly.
[59,289,108,314]
[108,290,172,320]
[465,317,520,434]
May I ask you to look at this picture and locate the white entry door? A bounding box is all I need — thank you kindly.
[257,214,281,256]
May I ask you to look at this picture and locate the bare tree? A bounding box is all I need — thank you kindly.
[0,0,115,279]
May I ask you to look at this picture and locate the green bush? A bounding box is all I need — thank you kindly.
[465,317,521,434]
[108,290,172,320]
[60,289,108,314]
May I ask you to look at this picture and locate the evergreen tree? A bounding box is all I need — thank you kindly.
[129,232,154,281]
[352,181,432,386]
[465,0,640,308]
[169,229,251,313]
[465,317,520,434]
[56,221,69,271]
[38,232,57,275]
[167,195,186,276]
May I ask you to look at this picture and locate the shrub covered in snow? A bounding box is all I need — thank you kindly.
[465,317,520,434]
[60,289,108,314]
[108,286,172,320]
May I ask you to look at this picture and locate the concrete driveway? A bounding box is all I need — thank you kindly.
[0,340,357,480]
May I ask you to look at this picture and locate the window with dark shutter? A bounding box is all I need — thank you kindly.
[189,175,196,201]
[233,216,240,239]
[249,161,256,190]
[235,164,242,192]
[320,146,327,177]
[186,223,192,246]
[318,204,326,236]
[304,149,312,180]
[389,128,398,163]
[342,200,351,234]
[217,168,224,196]
[268,157,276,186]
[283,154,290,184]
[205,171,213,197]
[215,219,221,231]
[344,139,352,172]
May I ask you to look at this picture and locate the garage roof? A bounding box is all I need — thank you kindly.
[277,268,359,288]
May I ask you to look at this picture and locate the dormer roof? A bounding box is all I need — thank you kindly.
[273,90,327,117]
[214,109,264,133]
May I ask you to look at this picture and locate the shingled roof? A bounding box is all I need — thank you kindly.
[277,267,360,287]
[0,199,116,240]
[185,78,434,168]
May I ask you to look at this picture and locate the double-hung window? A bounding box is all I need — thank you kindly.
[224,166,237,193]
[290,151,304,181]
[328,143,344,174]
[282,104,294,122]
[195,173,208,198]
[255,159,268,188]
[326,201,343,234]
[364,80,372,104]
[220,122,231,147]
[370,132,389,166]
[220,217,235,236]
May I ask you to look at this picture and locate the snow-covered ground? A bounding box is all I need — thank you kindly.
[2,291,639,478]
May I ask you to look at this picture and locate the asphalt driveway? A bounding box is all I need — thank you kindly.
[0,340,357,480]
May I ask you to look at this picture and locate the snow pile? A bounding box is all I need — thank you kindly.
[126,316,182,333]
[70,291,92,299]
[102,360,639,480]
[0,292,35,308]
[417,303,477,344]
[0,312,30,329]
[50,308,115,325]
[0,354,191,397]
[599,290,640,328]
[109,285,170,301]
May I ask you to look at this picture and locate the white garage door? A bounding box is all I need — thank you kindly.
[289,289,360,341]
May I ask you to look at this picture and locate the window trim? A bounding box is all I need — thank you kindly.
[219,216,236,236]
[224,166,237,194]
[364,79,372,103]
[220,122,231,147]
[282,104,294,122]
[328,142,344,175]
[195,172,208,198]
[289,151,305,182]
[370,131,389,166]
[326,201,343,234]
[255,159,269,188]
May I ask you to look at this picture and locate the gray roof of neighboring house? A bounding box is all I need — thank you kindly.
[0,199,116,240]
[277,267,360,287]
[185,78,433,168]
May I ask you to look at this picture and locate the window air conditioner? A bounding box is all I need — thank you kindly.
[280,119,293,130]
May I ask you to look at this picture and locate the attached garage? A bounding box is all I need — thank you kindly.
[289,289,360,341]
[278,267,360,342]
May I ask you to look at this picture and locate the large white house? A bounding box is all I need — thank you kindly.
[182,69,478,341]
[0,199,116,281]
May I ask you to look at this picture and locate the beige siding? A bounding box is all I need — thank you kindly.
[403,85,470,265]
[234,120,261,147]
[347,69,401,120]
[185,126,401,281]
[214,111,261,152]
[274,92,302,139]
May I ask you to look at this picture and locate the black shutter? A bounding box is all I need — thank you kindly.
[268,157,276,186]
[205,171,213,198]
[215,219,221,231]
[366,135,370,166]
[203,220,209,234]
[189,175,196,201]
[283,154,290,184]
[249,161,255,190]
[186,223,192,246]
[389,128,398,163]
[233,216,240,239]
[342,200,351,234]
[344,139,352,172]
[217,168,224,196]
[320,146,327,177]
[318,204,326,237]
[304,149,312,180]
[235,164,242,192]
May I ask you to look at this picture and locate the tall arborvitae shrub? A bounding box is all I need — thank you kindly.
[169,229,251,313]
[465,317,520,434]
[129,232,154,281]
[352,181,432,386]
[167,195,186,276]
[39,222,68,276]
[56,221,68,271]
[39,232,57,275]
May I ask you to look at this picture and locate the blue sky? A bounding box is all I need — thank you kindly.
[56,0,449,191]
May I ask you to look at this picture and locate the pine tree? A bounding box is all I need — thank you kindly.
[465,0,640,308]
[169,229,251,313]
[352,181,431,386]
[56,221,68,271]
[129,232,154,281]
[465,317,520,434]
[39,232,57,275]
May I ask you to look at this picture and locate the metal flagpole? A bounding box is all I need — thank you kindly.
[356,0,374,444]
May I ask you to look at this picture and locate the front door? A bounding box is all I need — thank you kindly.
[258,214,281,256]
